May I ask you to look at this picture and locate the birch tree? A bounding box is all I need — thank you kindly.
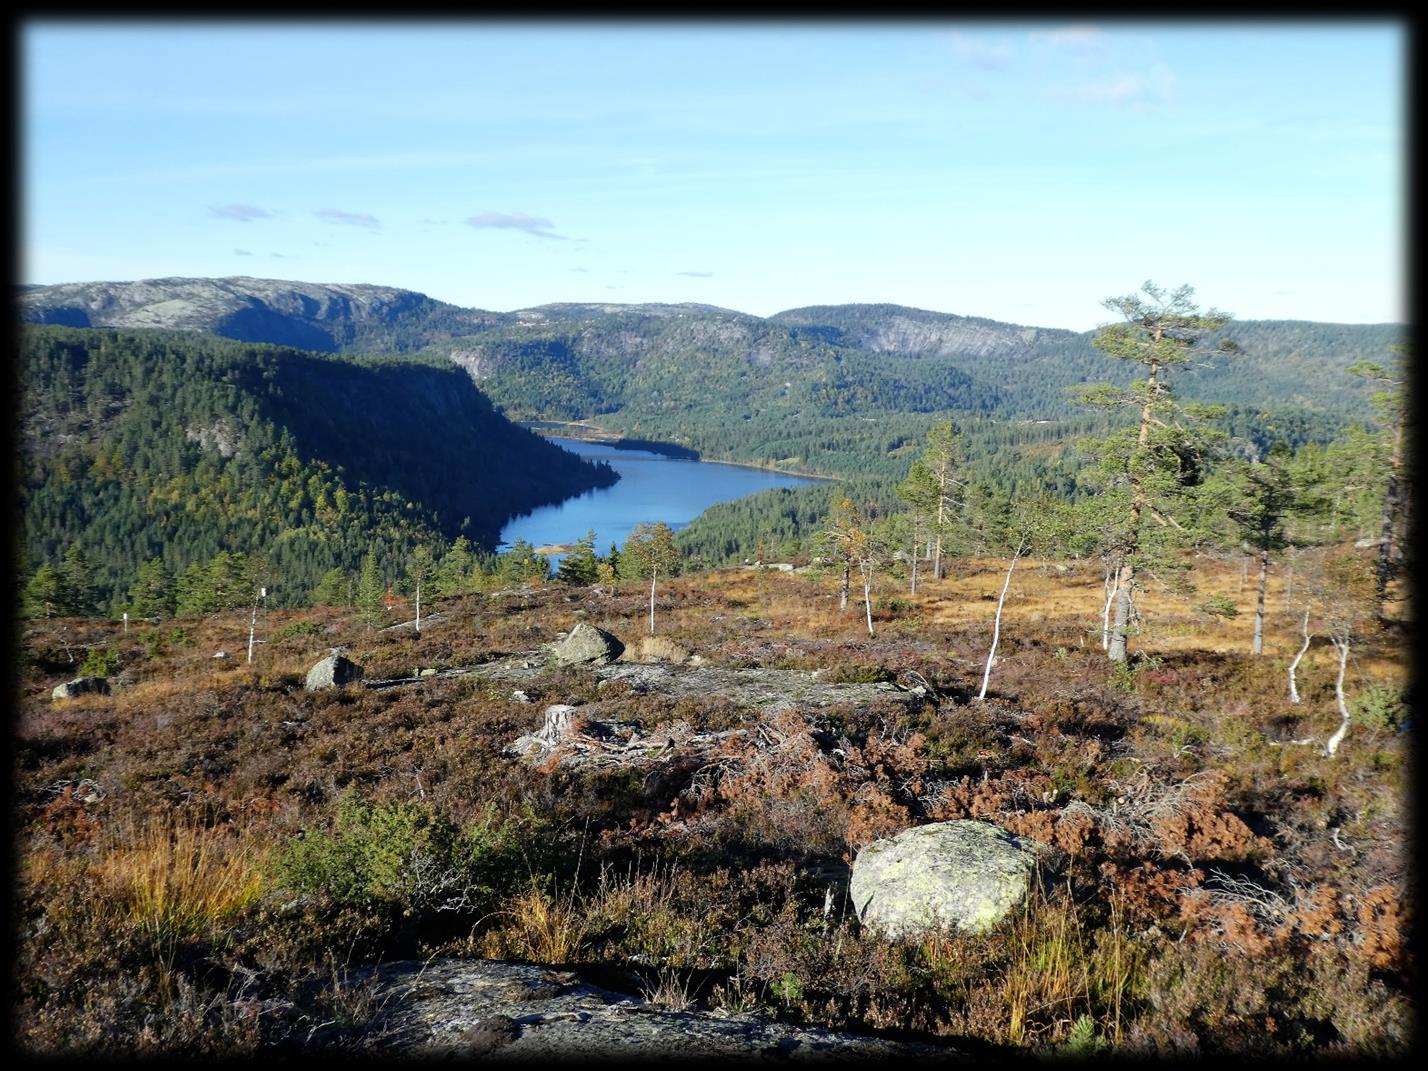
[623,521,680,635]
[1303,548,1379,757]
[407,545,435,636]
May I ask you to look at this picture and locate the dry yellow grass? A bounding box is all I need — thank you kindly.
[482,886,589,963]
[95,815,270,942]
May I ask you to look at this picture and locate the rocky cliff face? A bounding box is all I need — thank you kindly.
[772,303,1077,359]
[21,277,471,352]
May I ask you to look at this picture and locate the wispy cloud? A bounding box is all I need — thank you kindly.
[314,208,382,230]
[465,211,569,241]
[1030,25,1109,60]
[571,267,590,273]
[233,248,253,256]
[270,252,287,258]
[1063,64,1174,108]
[209,202,273,222]
[946,30,1015,70]
[676,270,713,278]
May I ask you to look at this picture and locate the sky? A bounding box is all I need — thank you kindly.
[21,19,1406,331]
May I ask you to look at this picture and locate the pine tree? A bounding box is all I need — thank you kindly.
[23,564,65,619]
[1347,347,1409,616]
[126,557,175,619]
[1211,443,1321,656]
[433,536,477,596]
[58,543,93,616]
[819,494,864,614]
[356,550,385,629]
[556,530,599,586]
[495,540,549,585]
[1073,281,1235,663]
[311,567,353,607]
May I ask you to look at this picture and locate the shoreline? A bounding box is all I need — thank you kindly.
[523,419,838,482]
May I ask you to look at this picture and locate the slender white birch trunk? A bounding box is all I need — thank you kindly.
[649,566,657,635]
[1101,561,1120,651]
[1288,607,1311,704]
[978,538,1026,701]
[1324,636,1352,757]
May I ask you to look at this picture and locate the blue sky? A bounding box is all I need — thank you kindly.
[22,20,1405,330]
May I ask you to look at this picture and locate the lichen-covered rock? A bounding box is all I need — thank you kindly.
[52,676,110,700]
[339,957,956,1060]
[549,623,624,665]
[850,820,1041,937]
[304,654,364,691]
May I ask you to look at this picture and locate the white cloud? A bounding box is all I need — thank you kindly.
[1031,25,1109,59]
[209,202,273,222]
[465,211,569,241]
[1063,64,1173,108]
[314,209,382,230]
[946,30,1015,70]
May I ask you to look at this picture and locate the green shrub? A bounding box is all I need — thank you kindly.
[1108,660,1138,692]
[1196,595,1239,619]
[1351,684,1408,732]
[825,663,895,684]
[277,792,546,917]
[272,620,326,641]
[79,646,120,677]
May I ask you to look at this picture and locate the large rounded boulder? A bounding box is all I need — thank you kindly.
[849,820,1042,937]
[305,653,364,691]
[550,623,625,666]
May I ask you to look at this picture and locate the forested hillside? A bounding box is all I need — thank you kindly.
[26,279,1403,464]
[18,326,615,610]
[19,278,1405,576]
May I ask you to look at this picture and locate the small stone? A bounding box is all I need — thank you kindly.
[511,690,533,703]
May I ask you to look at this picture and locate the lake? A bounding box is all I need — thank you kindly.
[498,437,821,561]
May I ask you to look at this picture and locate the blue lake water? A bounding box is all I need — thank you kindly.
[498,438,821,561]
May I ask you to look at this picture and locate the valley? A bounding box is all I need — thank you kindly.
[13,278,1411,1060]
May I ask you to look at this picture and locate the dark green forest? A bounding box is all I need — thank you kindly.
[18,326,615,611]
[15,283,1406,610]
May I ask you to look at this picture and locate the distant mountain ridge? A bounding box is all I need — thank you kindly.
[21,276,1405,476]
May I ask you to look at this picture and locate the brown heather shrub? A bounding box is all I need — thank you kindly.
[1352,885,1407,974]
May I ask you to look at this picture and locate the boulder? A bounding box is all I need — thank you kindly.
[52,676,110,700]
[849,820,1041,937]
[550,623,624,666]
[336,957,955,1059]
[305,654,364,691]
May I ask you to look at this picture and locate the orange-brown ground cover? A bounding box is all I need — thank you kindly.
[11,552,1411,1056]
